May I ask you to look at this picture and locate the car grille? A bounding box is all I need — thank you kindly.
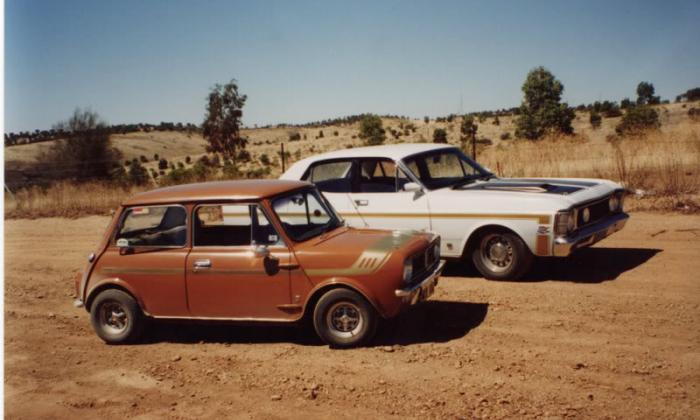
[410,241,439,284]
[576,196,611,229]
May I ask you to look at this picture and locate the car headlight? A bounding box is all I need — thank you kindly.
[403,259,413,284]
[609,195,620,212]
[433,242,440,261]
[554,210,575,235]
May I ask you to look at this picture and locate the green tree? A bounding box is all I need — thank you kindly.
[358,114,386,146]
[41,109,122,182]
[432,128,448,143]
[514,67,574,139]
[202,79,247,177]
[636,81,660,105]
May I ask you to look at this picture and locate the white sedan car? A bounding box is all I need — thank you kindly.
[281,143,629,280]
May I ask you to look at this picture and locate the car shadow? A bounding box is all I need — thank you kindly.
[443,247,662,283]
[373,300,488,346]
[140,300,488,347]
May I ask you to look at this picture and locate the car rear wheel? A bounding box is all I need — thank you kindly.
[313,289,378,348]
[90,289,144,344]
[472,231,533,280]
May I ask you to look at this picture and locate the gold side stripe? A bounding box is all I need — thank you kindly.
[191,269,267,275]
[339,212,551,225]
[101,267,182,275]
[305,231,413,276]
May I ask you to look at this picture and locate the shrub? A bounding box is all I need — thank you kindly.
[153,153,159,161]
[590,111,602,129]
[237,149,251,162]
[140,155,148,163]
[493,116,500,126]
[158,158,168,170]
[318,130,324,139]
[689,108,700,120]
[185,156,191,164]
[333,131,339,136]
[260,153,271,165]
[128,160,149,185]
[288,132,301,141]
[432,128,448,143]
[615,106,660,135]
[500,132,511,140]
[358,114,386,146]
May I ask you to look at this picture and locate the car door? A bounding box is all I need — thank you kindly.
[185,203,297,320]
[302,159,367,227]
[97,204,190,317]
[347,158,431,232]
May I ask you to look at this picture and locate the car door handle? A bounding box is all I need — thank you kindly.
[354,200,369,206]
[193,259,211,270]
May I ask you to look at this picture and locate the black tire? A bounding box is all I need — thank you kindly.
[90,289,144,344]
[471,231,533,280]
[312,289,378,348]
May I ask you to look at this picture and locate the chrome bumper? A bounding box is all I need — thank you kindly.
[553,212,629,257]
[395,260,445,304]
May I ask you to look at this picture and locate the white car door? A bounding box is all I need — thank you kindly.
[303,159,367,228]
[347,159,431,232]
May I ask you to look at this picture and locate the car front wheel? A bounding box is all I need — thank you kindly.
[472,231,533,280]
[313,288,378,348]
[90,289,144,344]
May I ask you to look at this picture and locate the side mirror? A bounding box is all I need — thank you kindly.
[116,238,132,255]
[403,182,422,193]
[254,245,270,258]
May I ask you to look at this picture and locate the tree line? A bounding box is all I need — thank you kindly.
[4,121,200,147]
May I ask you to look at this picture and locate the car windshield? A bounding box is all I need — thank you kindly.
[402,148,493,190]
[272,188,343,242]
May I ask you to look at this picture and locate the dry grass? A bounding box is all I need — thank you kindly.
[5,102,700,218]
[4,182,147,219]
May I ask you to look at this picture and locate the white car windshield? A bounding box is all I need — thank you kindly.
[272,188,342,242]
[403,148,493,190]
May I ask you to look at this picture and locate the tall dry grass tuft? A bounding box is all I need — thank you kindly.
[5,182,147,219]
[479,129,700,205]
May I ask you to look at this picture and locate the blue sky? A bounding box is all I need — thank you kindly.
[5,0,700,132]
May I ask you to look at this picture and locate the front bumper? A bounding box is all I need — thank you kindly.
[553,212,629,257]
[395,260,445,305]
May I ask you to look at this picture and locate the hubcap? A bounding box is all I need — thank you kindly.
[326,302,363,338]
[99,301,128,334]
[481,234,514,273]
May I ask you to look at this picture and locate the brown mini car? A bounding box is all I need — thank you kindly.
[75,180,444,347]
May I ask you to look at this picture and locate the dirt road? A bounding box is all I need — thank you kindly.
[4,212,699,419]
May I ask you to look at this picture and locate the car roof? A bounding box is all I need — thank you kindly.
[122,179,311,206]
[280,143,456,180]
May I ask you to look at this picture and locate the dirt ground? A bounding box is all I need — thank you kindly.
[4,212,699,419]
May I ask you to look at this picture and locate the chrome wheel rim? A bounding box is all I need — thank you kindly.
[326,302,363,339]
[480,234,514,274]
[99,301,128,335]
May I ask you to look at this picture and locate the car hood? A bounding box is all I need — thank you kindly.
[293,227,433,278]
[432,177,623,212]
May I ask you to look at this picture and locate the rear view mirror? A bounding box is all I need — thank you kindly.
[116,238,130,248]
[403,182,422,193]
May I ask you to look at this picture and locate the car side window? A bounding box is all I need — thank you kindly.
[304,160,353,193]
[358,159,399,193]
[116,205,187,247]
[194,204,281,247]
